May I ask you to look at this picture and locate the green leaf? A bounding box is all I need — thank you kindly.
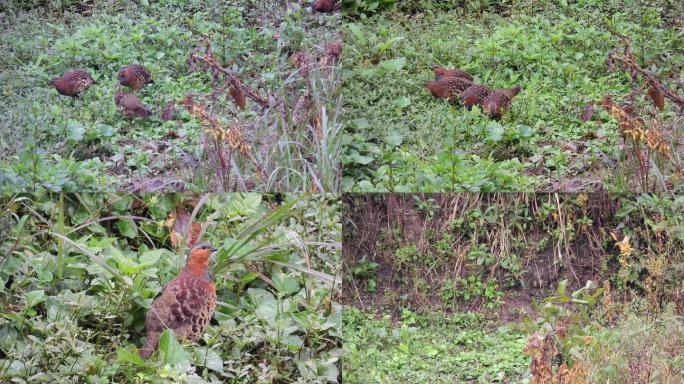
[213,201,295,275]
[50,232,127,284]
[25,290,46,309]
[557,279,568,297]
[384,132,403,148]
[195,349,223,373]
[159,329,192,368]
[240,271,260,286]
[379,57,406,72]
[117,347,145,366]
[347,24,367,46]
[65,120,85,142]
[116,219,138,238]
[272,272,300,296]
[394,96,411,110]
[485,123,504,142]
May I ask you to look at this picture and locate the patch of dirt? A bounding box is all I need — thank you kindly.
[342,193,620,323]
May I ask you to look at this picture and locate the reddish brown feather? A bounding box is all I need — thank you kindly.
[432,65,473,82]
[312,0,339,12]
[230,86,247,110]
[647,87,665,111]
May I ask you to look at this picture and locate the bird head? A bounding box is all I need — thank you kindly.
[186,242,218,274]
[113,90,124,106]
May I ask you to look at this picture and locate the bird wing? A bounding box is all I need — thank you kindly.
[145,276,213,333]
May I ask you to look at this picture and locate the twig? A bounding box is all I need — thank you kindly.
[609,35,684,108]
[189,35,270,107]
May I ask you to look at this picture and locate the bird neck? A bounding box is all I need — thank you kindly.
[185,259,209,277]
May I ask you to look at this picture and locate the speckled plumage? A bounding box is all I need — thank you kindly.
[483,85,522,119]
[425,76,473,103]
[432,65,473,82]
[114,91,151,118]
[140,242,218,359]
[460,84,491,110]
[118,64,153,91]
[48,69,97,97]
[312,0,339,12]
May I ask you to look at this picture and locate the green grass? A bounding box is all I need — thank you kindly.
[0,1,342,192]
[343,307,530,383]
[342,1,684,192]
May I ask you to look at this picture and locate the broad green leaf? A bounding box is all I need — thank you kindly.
[159,329,192,368]
[379,57,406,72]
[117,219,138,238]
[272,272,300,296]
[66,120,85,142]
[25,290,46,309]
[347,24,367,46]
[384,132,403,148]
[485,123,504,142]
[117,347,145,366]
[195,349,223,373]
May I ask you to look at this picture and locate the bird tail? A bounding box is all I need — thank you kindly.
[508,85,522,98]
[139,332,160,359]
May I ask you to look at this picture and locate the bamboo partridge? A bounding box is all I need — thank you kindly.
[48,69,97,97]
[460,84,491,110]
[483,85,522,120]
[432,65,473,82]
[114,91,151,118]
[425,76,473,103]
[312,0,340,12]
[139,242,218,359]
[118,64,153,91]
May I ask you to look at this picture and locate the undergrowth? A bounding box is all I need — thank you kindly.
[0,0,341,192]
[0,193,342,383]
[342,0,684,192]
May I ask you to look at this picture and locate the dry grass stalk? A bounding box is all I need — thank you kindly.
[182,95,266,180]
[609,35,684,109]
[188,35,270,108]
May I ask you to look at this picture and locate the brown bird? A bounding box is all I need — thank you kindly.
[425,76,473,103]
[312,0,340,12]
[647,86,665,111]
[48,69,97,97]
[482,85,522,119]
[118,64,153,91]
[432,65,473,82]
[460,84,491,110]
[139,242,218,359]
[114,91,151,118]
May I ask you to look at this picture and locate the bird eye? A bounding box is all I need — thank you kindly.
[201,245,207,250]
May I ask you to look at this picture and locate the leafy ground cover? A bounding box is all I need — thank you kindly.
[0,193,341,383]
[0,1,342,192]
[342,193,684,383]
[344,308,529,383]
[342,1,684,192]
